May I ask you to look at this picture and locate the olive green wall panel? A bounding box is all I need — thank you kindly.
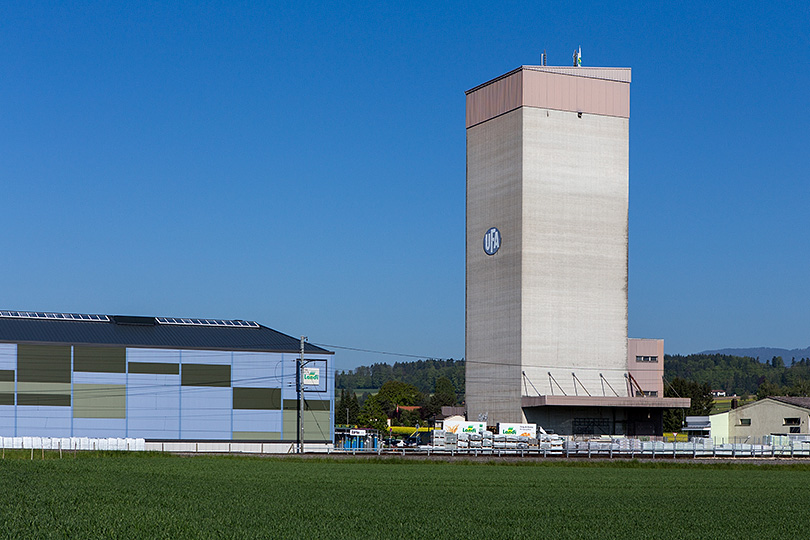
[181,364,231,387]
[17,382,71,394]
[282,410,331,441]
[128,362,180,375]
[282,410,297,439]
[0,370,14,382]
[73,384,126,418]
[16,382,71,407]
[233,388,281,410]
[74,347,126,373]
[304,399,330,411]
[17,394,71,406]
[0,392,13,406]
[283,399,330,411]
[232,431,282,441]
[17,345,71,383]
[304,411,331,439]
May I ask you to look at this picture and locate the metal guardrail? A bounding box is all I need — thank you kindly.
[328,442,810,459]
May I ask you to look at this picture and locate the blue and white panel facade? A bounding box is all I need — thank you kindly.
[231,351,283,437]
[0,344,333,442]
[179,350,231,440]
[127,348,181,440]
[0,344,16,435]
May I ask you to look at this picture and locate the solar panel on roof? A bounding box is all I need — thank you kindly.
[0,311,110,322]
[155,317,259,328]
[0,310,259,328]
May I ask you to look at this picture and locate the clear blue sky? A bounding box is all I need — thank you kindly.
[2,2,808,369]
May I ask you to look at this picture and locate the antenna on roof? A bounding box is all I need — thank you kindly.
[541,49,547,66]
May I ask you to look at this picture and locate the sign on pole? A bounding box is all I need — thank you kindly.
[303,367,320,385]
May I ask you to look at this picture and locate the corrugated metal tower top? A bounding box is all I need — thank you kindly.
[522,65,631,83]
[465,64,632,128]
[0,311,332,354]
[467,65,632,94]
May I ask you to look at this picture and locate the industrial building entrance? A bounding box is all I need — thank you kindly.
[522,396,676,436]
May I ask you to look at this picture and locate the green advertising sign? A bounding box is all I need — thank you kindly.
[303,367,320,386]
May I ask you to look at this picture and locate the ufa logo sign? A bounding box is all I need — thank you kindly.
[483,227,501,255]
[303,367,320,385]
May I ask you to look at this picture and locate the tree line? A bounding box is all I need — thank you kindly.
[335,359,464,431]
[336,358,464,401]
[336,377,458,432]
[336,353,810,432]
[665,353,810,397]
[337,354,810,401]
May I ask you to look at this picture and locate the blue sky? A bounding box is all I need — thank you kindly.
[2,2,808,369]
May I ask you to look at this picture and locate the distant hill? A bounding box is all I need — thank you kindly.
[700,347,810,363]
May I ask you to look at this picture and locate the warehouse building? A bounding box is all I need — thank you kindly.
[0,311,333,445]
[465,64,688,434]
[710,397,810,443]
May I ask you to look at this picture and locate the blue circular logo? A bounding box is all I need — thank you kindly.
[483,227,501,255]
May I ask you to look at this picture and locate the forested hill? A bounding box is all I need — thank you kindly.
[337,353,810,402]
[336,359,464,397]
[700,347,810,362]
[665,353,810,396]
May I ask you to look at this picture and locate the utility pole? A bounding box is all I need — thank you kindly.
[297,336,307,454]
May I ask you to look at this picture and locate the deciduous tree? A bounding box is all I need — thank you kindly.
[663,377,714,432]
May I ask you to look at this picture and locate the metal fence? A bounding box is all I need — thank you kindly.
[328,439,810,459]
[9,435,810,459]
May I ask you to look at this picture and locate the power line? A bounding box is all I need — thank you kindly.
[311,342,448,361]
[317,341,667,373]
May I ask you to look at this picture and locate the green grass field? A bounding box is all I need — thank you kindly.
[1,452,808,539]
[713,396,756,413]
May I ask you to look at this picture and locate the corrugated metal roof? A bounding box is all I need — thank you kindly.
[522,65,632,83]
[0,315,332,354]
[685,416,711,429]
[771,396,810,410]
